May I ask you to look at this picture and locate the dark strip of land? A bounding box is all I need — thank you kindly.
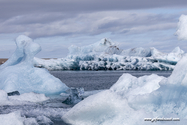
[0,58,57,65]
[0,59,8,64]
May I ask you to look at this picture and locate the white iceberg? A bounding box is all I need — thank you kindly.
[0,35,69,95]
[34,39,184,71]
[176,14,187,40]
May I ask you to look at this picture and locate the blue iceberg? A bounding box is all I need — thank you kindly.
[0,35,69,95]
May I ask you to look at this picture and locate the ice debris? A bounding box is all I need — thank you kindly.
[0,89,49,105]
[0,111,54,125]
[62,87,84,105]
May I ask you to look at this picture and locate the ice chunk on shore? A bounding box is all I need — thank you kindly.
[0,35,69,95]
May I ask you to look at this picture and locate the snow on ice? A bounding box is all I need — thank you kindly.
[0,35,69,95]
[34,38,184,71]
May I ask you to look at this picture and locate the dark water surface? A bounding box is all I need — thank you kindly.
[50,70,172,91]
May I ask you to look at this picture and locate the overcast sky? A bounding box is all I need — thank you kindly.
[0,0,187,58]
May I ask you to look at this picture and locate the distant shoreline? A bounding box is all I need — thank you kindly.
[0,58,57,65]
[0,59,8,64]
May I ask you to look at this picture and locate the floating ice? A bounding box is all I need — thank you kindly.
[0,111,55,125]
[62,69,187,125]
[62,15,187,124]
[34,39,184,71]
[0,111,35,125]
[176,14,187,40]
[9,92,49,103]
[160,53,187,86]
[62,74,165,125]
[62,87,84,105]
[36,115,53,125]
[0,90,8,101]
[0,35,69,95]
[0,90,49,105]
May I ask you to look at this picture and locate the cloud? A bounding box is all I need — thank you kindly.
[1,0,187,58]
[1,0,187,16]
[0,11,179,38]
[0,0,186,38]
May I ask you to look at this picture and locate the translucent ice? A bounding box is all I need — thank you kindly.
[0,35,69,95]
[0,35,32,70]
[176,14,187,40]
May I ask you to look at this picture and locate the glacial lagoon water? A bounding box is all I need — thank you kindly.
[50,70,172,91]
[0,71,172,125]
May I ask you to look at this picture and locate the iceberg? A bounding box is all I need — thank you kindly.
[62,74,165,125]
[176,14,187,40]
[0,35,69,95]
[62,59,187,125]
[34,39,184,71]
[61,14,187,125]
